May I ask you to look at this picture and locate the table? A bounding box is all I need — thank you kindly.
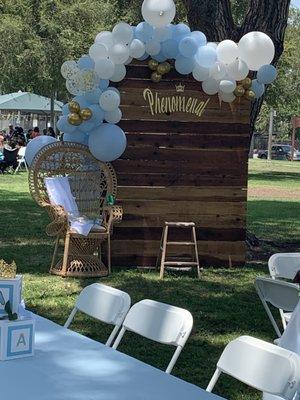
[0,314,226,400]
[264,301,300,400]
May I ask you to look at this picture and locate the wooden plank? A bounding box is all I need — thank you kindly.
[113,227,246,241]
[119,120,250,135]
[124,133,250,150]
[117,186,247,201]
[117,213,246,229]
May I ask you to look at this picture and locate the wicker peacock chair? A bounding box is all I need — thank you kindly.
[28,141,122,278]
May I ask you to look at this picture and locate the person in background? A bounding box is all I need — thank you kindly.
[27,129,33,142]
[48,127,56,138]
[5,125,14,141]
[42,128,47,135]
[0,131,4,151]
[31,127,40,139]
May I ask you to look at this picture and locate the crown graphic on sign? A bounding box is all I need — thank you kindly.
[175,84,185,93]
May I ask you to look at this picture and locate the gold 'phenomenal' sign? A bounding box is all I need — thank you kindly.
[143,84,210,119]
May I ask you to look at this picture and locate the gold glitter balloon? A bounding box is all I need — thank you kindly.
[241,77,252,90]
[157,62,171,75]
[68,113,82,126]
[233,85,245,97]
[80,108,92,121]
[148,59,159,71]
[68,101,80,113]
[151,72,162,83]
[245,90,256,101]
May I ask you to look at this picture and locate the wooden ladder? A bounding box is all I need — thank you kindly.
[158,222,201,279]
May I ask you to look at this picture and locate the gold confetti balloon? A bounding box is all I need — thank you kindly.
[68,113,82,126]
[234,85,245,97]
[80,108,92,121]
[68,101,80,113]
[245,90,256,101]
[151,72,162,83]
[241,77,252,90]
[148,59,159,71]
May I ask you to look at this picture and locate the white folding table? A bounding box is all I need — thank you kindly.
[0,315,226,400]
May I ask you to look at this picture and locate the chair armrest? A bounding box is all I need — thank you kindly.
[42,202,68,236]
[103,205,123,233]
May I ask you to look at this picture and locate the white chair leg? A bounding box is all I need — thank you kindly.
[166,345,183,374]
[206,368,221,392]
[106,325,120,347]
[64,307,77,328]
[112,327,126,349]
[260,297,282,338]
[280,309,287,330]
[24,161,28,172]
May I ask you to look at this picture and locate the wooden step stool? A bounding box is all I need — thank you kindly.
[157,222,201,279]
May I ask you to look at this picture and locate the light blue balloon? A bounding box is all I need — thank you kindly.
[99,79,109,90]
[135,22,154,43]
[63,131,87,144]
[78,55,95,70]
[83,88,102,104]
[88,123,127,162]
[179,36,198,58]
[107,87,120,96]
[152,51,167,62]
[25,136,57,166]
[195,45,217,68]
[161,39,178,59]
[191,31,207,47]
[78,119,97,133]
[251,79,265,98]
[57,115,77,134]
[89,104,104,124]
[137,52,149,61]
[175,56,195,75]
[173,23,191,42]
[62,103,69,115]
[257,65,277,84]
[73,95,89,109]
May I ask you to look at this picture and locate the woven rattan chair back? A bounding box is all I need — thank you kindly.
[28,141,121,278]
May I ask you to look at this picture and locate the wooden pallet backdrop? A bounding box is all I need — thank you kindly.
[112,60,250,268]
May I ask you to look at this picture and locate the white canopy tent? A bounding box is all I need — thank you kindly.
[0,91,63,131]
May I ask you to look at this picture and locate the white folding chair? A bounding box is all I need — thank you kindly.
[207,335,300,400]
[14,146,28,173]
[269,253,300,281]
[112,299,193,373]
[255,277,299,337]
[64,283,131,346]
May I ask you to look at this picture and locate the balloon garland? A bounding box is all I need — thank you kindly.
[56,0,277,163]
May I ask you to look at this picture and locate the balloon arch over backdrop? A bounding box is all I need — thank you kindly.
[25,0,278,166]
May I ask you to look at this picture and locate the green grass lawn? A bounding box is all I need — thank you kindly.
[0,160,299,400]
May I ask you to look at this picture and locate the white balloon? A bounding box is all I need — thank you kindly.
[99,90,120,111]
[145,40,161,56]
[226,58,249,81]
[216,40,239,64]
[94,58,115,79]
[218,91,236,103]
[192,64,210,81]
[142,0,176,28]
[125,56,133,65]
[110,64,126,82]
[238,31,275,71]
[104,108,122,123]
[89,43,109,60]
[219,79,236,93]
[25,136,57,166]
[112,22,134,45]
[75,69,98,92]
[66,78,83,95]
[129,39,146,58]
[61,60,78,79]
[209,62,226,80]
[109,43,130,64]
[95,31,114,47]
[202,79,219,95]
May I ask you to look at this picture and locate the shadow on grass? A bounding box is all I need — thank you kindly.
[248,170,300,182]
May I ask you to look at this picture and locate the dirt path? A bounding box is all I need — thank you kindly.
[248,187,300,200]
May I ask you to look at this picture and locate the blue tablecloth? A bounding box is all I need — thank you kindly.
[0,314,226,400]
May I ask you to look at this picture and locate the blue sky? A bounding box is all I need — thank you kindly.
[291,0,300,7]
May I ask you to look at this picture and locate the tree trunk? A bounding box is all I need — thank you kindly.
[50,91,55,130]
[181,0,291,133]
